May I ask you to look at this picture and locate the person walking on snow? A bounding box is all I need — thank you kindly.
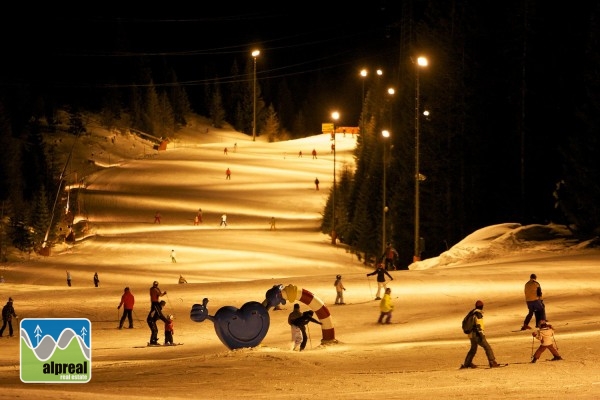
[314,177,320,190]
[367,264,393,300]
[118,287,135,329]
[531,320,562,362]
[334,275,346,305]
[0,297,18,337]
[93,272,99,287]
[461,300,501,369]
[291,310,322,351]
[521,273,546,330]
[288,304,303,350]
[377,288,394,324]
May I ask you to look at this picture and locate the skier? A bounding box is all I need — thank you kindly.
[154,211,161,224]
[291,310,322,351]
[311,149,317,159]
[178,275,188,284]
[0,297,18,337]
[118,287,135,329]
[164,314,175,345]
[288,304,303,350]
[147,300,168,345]
[314,177,320,190]
[367,264,393,300]
[334,275,346,305]
[379,242,399,271]
[531,320,562,363]
[171,249,177,263]
[521,273,546,330]
[66,270,72,287]
[220,214,227,227]
[149,281,167,310]
[377,287,394,324]
[460,300,501,369]
[270,217,276,231]
[225,168,231,180]
[93,272,100,287]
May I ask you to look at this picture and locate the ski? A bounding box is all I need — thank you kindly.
[491,363,509,368]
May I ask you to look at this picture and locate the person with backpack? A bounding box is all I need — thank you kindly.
[521,273,546,330]
[0,297,18,337]
[291,310,323,351]
[367,264,393,300]
[531,320,562,363]
[460,300,501,369]
[379,242,399,271]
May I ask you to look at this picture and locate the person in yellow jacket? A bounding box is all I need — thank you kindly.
[461,300,501,369]
[521,273,546,330]
[377,288,394,324]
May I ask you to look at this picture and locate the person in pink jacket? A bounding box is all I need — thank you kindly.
[531,320,562,363]
[118,287,135,329]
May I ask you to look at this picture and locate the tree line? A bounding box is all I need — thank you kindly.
[1,2,599,261]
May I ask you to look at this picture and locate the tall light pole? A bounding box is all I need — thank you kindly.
[382,130,390,254]
[252,49,260,142]
[414,56,428,262]
[387,87,395,133]
[331,111,339,245]
[360,69,367,101]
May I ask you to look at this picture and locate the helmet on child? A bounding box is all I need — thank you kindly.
[336,275,341,279]
[153,281,159,287]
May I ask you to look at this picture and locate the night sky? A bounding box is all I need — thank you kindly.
[1,5,402,121]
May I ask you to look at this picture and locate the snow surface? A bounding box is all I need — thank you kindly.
[1,115,600,399]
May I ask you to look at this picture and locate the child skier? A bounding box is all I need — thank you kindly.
[165,314,175,345]
[531,320,562,362]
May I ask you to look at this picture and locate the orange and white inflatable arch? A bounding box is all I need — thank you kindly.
[281,284,336,343]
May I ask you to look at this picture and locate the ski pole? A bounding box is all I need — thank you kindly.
[552,332,559,350]
[307,324,313,349]
[531,335,535,358]
[367,275,373,298]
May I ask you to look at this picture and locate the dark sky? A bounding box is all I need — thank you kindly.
[1,6,402,95]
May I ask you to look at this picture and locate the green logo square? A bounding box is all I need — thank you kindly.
[20,318,91,383]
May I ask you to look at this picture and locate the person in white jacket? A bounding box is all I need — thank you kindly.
[531,320,562,363]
